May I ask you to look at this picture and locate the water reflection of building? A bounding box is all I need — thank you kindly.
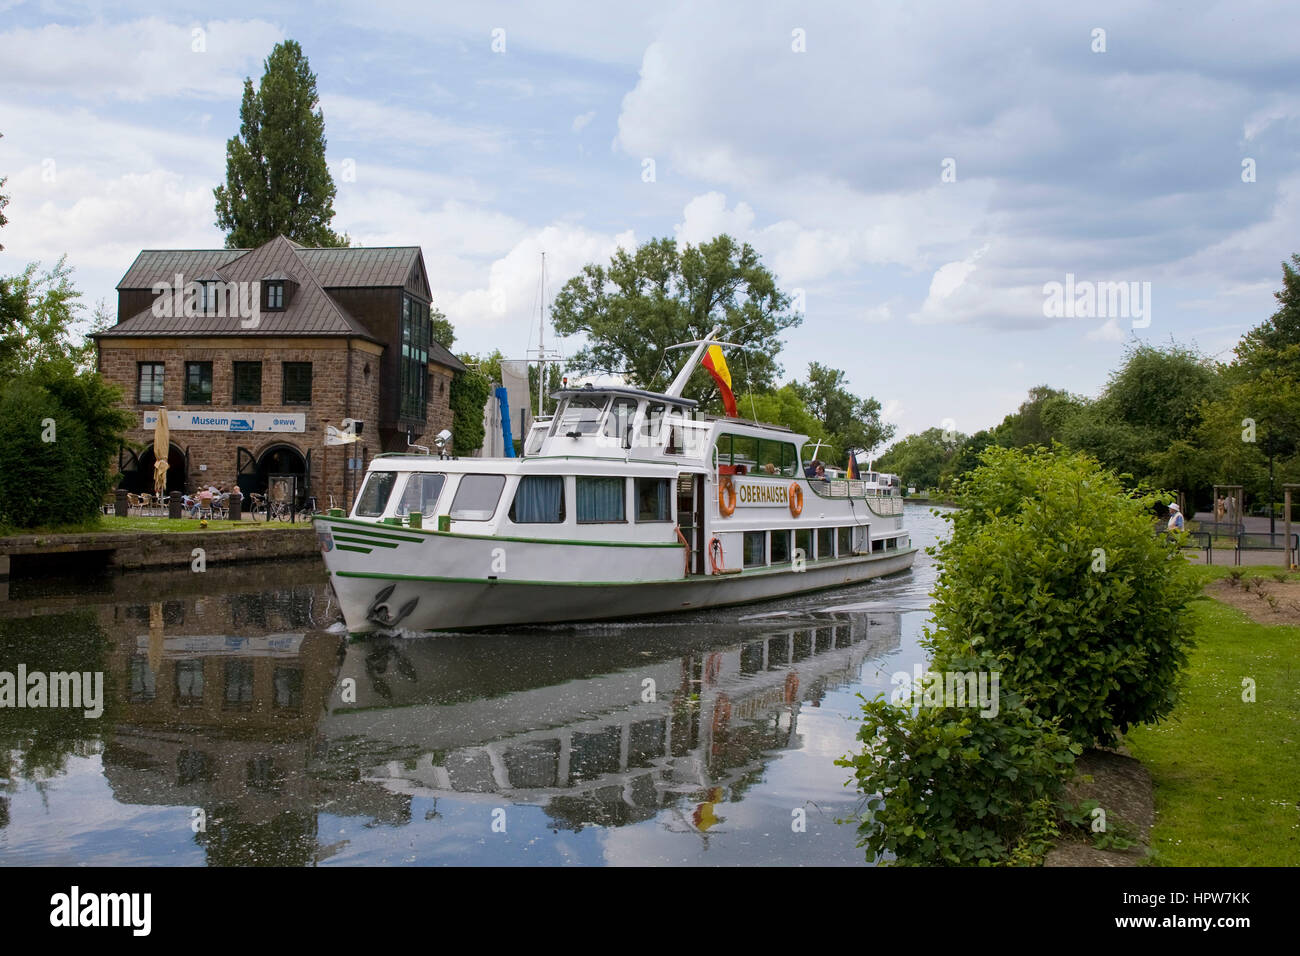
[327,612,902,832]
[84,571,386,864]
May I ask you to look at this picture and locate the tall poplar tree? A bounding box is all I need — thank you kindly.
[213,40,347,248]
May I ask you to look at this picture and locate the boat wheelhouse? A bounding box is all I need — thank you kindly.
[315,331,916,632]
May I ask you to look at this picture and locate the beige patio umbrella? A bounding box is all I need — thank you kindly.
[153,407,169,500]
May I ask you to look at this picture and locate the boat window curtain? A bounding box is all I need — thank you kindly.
[635,477,671,521]
[512,475,565,523]
[577,476,625,522]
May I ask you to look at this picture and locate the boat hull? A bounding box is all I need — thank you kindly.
[321,529,917,632]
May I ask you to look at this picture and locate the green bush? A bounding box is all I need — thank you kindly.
[837,658,1080,866]
[934,446,1198,746]
[0,377,98,529]
[449,367,491,457]
[0,365,131,531]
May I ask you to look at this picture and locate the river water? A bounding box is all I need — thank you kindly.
[0,503,949,866]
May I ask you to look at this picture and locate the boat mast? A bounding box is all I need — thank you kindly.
[537,252,546,418]
[664,324,723,398]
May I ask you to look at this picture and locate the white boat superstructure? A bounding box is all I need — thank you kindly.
[315,329,916,632]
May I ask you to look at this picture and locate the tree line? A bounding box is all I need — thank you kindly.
[878,253,1300,515]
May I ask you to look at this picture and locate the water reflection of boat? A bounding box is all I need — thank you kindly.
[325,610,902,830]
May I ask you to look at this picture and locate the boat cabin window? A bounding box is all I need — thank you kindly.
[355,471,398,517]
[817,526,834,558]
[771,529,792,564]
[664,408,686,454]
[743,531,766,567]
[449,474,506,520]
[795,528,812,561]
[603,398,638,447]
[524,420,548,455]
[555,394,607,436]
[576,476,625,523]
[395,473,446,516]
[715,434,799,477]
[640,403,666,443]
[509,475,566,523]
[635,477,672,522]
[838,527,853,555]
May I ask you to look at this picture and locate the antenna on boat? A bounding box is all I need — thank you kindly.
[527,251,562,417]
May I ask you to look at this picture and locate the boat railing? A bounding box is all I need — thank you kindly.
[807,479,905,515]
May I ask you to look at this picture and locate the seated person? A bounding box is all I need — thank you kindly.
[763,462,776,475]
[814,463,826,479]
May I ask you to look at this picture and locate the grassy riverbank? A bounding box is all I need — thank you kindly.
[0,515,306,536]
[1123,565,1300,865]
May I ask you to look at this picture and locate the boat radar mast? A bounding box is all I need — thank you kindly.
[662,324,750,398]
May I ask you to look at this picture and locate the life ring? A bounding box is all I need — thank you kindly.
[718,475,737,516]
[708,536,727,574]
[789,482,803,518]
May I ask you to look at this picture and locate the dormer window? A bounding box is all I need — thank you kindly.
[260,272,296,312]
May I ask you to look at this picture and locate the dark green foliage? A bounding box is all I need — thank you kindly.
[0,366,132,531]
[449,367,491,457]
[837,656,1080,866]
[430,308,454,350]
[213,40,346,249]
[935,446,1198,746]
[550,234,800,406]
[0,131,8,250]
[790,361,894,459]
[875,426,964,490]
[0,378,97,529]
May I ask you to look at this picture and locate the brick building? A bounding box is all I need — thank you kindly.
[95,235,465,509]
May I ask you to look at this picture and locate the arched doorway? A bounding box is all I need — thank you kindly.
[119,443,187,495]
[236,444,311,506]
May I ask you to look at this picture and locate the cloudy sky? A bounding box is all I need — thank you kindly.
[1,1,1297,450]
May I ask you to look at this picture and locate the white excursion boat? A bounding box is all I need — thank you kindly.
[315,328,917,632]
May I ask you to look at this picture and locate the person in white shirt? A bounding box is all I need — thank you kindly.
[1167,502,1184,533]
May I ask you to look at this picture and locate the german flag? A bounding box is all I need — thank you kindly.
[702,345,737,417]
[846,450,859,479]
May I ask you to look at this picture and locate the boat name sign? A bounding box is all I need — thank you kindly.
[736,481,789,506]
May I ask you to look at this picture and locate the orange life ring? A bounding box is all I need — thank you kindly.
[789,482,803,518]
[718,475,737,516]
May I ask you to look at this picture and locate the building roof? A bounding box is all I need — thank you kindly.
[296,247,422,289]
[430,341,467,373]
[99,236,381,342]
[101,237,459,369]
[117,249,246,290]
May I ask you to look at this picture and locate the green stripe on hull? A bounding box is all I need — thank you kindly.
[333,534,400,549]
[318,515,682,549]
[333,548,917,589]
